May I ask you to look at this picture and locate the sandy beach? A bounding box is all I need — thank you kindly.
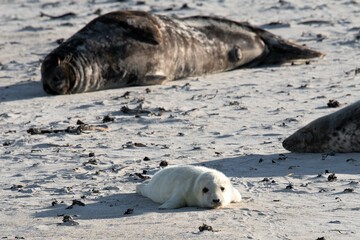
[1,0,360,239]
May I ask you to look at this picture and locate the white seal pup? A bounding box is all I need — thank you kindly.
[283,100,360,153]
[41,10,323,94]
[136,165,242,209]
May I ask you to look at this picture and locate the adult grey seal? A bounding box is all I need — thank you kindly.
[41,11,323,94]
[283,100,360,153]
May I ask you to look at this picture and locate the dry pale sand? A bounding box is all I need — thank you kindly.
[1,0,360,239]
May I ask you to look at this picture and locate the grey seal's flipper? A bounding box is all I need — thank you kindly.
[283,100,360,153]
[247,24,324,65]
[181,16,324,66]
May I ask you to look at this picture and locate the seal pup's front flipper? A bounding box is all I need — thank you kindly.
[158,195,186,209]
[231,187,242,203]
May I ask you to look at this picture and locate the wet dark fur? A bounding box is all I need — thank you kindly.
[41,11,323,94]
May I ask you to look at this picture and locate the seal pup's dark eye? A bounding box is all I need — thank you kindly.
[202,187,209,193]
[220,187,225,192]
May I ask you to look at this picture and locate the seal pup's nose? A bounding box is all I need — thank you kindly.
[213,199,220,203]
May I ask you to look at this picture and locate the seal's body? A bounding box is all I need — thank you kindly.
[136,165,241,209]
[283,100,360,153]
[41,11,323,94]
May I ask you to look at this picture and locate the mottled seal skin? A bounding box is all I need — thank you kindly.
[41,11,323,94]
[283,100,360,153]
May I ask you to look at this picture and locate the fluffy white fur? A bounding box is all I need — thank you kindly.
[136,165,242,209]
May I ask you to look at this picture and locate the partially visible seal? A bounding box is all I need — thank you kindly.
[283,100,360,153]
[136,165,242,209]
[41,11,323,94]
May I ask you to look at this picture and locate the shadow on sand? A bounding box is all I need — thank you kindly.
[199,152,360,178]
[0,81,48,102]
[34,193,205,220]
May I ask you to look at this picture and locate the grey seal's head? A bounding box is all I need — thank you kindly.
[282,122,329,153]
[41,51,76,95]
[41,37,101,95]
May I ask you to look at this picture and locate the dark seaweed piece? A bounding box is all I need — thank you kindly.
[40,11,76,20]
[299,20,333,26]
[260,178,271,182]
[94,9,102,15]
[297,84,307,89]
[120,106,151,115]
[343,188,354,193]
[60,215,79,226]
[134,142,147,147]
[52,199,59,206]
[124,208,134,215]
[355,68,360,75]
[134,173,150,180]
[10,185,24,190]
[56,38,64,44]
[76,120,85,125]
[328,173,337,182]
[27,124,108,135]
[83,159,97,165]
[327,100,340,108]
[2,140,13,146]
[66,200,86,209]
[260,21,291,29]
[72,200,85,206]
[159,160,168,167]
[103,114,115,123]
[198,223,219,232]
[180,3,190,9]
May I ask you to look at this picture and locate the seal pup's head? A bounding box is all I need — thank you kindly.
[194,170,236,208]
[41,52,76,95]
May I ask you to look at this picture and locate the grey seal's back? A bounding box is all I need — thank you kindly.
[283,100,360,153]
